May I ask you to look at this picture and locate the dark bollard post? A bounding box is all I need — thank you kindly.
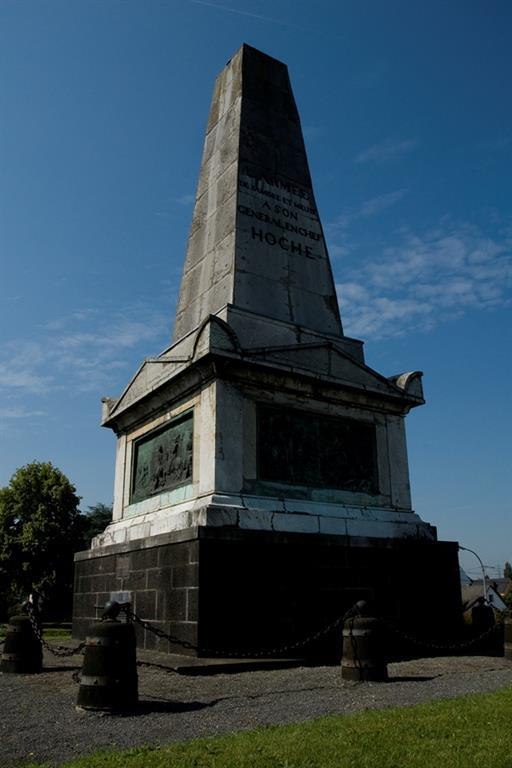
[505,615,512,661]
[341,614,388,682]
[0,615,43,674]
[76,617,138,712]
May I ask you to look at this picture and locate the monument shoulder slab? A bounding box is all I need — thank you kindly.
[272,512,320,534]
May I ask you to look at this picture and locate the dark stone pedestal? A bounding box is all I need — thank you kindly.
[73,527,462,660]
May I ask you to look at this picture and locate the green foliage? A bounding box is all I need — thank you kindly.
[24,686,512,768]
[504,561,512,580]
[80,502,112,544]
[0,461,82,619]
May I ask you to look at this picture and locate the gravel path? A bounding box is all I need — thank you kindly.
[1,649,512,767]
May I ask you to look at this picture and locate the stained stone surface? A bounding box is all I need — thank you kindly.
[172,44,342,344]
[95,43,429,545]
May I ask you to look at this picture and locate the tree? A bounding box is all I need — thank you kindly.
[80,502,112,545]
[504,562,512,580]
[0,461,83,619]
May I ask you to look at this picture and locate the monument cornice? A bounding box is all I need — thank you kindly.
[102,341,423,435]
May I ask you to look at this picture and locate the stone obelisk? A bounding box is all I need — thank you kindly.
[173,44,342,345]
[73,45,461,658]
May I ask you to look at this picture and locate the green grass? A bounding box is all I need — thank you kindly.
[0,625,71,640]
[42,628,72,640]
[22,685,512,768]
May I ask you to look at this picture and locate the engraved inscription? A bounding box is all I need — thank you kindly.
[131,412,193,504]
[237,171,324,259]
[258,406,378,494]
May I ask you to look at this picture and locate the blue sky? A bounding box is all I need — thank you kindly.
[0,0,510,578]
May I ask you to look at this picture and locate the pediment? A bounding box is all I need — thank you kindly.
[102,315,241,424]
[243,342,424,403]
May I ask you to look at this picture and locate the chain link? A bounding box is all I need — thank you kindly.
[128,607,353,659]
[136,659,179,674]
[381,616,504,652]
[126,609,198,651]
[26,605,86,658]
[128,607,505,660]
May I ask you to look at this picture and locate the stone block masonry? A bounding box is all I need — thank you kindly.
[74,527,462,659]
[73,534,199,654]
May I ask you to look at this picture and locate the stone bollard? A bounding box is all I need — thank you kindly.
[76,619,138,712]
[0,615,43,674]
[341,615,388,682]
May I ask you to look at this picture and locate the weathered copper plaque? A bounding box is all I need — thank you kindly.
[131,412,193,503]
[258,406,378,494]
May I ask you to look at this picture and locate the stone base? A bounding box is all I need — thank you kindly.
[73,527,462,660]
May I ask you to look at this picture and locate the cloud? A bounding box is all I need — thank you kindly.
[336,221,512,339]
[154,193,195,217]
[173,194,195,206]
[354,138,418,165]
[303,125,326,140]
[189,0,313,33]
[0,342,53,394]
[358,190,408,218]
[327,189,408,246]
[0,407,45,419]
[0,304,170,398]
[190,0,279,23]
[0,405,46,435]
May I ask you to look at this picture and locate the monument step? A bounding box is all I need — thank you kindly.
[136,648,309,675]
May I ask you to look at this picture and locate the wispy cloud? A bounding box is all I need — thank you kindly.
[189,0,312,32]
[0,407,45,419]
[173,193,195,206]
[0,304,170,399]
[354,138,418,165]
[190,0,277,23]
[337,221,512,339]
[327,189,408,245]
[358,190,408,218]
[303,125,326,141]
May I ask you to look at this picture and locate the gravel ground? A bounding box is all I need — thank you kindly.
[1,647,512,767]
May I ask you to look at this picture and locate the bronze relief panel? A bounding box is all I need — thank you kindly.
[257,405,378,494]
[131,412,193,504]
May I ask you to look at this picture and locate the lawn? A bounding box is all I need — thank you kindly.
[0,625,71,641]
[24,685,512,768]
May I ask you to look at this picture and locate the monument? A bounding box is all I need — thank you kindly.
[73,45,461,657]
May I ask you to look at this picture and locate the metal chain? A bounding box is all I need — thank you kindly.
[381,616,504,652]
[128,607,353,659]
[136,659,179,674]
[26,605,86,658]
[126,609,197,652]
[130,608,505,659]
[71,670,81,684]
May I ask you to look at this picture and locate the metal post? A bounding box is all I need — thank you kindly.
[459,545,487,601]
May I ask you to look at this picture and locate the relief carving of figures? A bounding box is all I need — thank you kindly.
[258,406,378,495]
[132,413,193,503]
